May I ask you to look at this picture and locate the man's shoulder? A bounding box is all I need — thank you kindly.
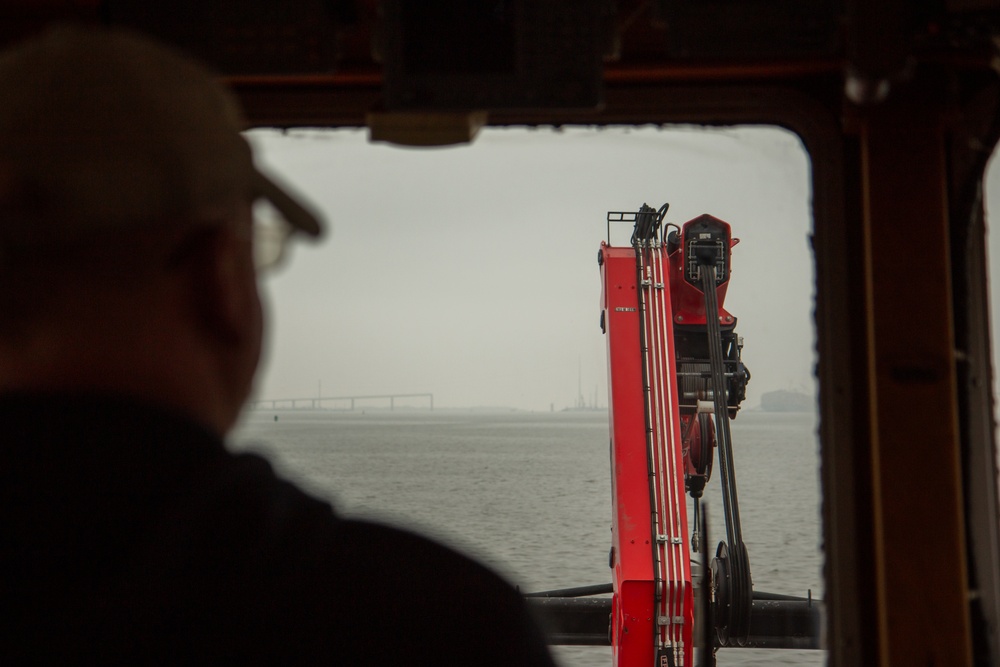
[0,393,555,666]
[201,452,530,613]
[172,452,557,665]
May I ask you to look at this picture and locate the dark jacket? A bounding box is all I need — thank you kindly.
[0,393,555,665]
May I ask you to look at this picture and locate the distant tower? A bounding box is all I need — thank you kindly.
[577,357,586,409]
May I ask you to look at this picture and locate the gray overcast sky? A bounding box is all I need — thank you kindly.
[245,125,814,412]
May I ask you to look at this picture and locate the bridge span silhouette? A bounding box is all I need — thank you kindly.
[249,393,433,411]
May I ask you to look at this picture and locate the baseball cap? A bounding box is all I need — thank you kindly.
[0,24,323,249]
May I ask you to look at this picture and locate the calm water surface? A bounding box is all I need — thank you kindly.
[233,409,824,666]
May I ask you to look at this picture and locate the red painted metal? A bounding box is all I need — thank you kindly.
[601,241,693,667]
[669,214,736,328]
[680,413,714,482]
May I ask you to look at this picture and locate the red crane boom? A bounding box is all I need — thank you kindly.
[600,206,749,666]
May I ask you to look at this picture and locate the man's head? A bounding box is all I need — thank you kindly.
[0,25,323,433]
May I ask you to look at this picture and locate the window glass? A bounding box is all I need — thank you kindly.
[234,126,822,666]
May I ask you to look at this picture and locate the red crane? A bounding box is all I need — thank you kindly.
[525,204,818,662]
[600,206,750,666]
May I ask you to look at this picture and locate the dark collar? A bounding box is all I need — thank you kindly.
[0,392,234,562]
[0,390,228,499]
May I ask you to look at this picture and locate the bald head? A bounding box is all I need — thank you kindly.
[0,25,322,434]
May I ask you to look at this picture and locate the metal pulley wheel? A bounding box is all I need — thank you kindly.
[710,540,752,646]
[691,413,714,480]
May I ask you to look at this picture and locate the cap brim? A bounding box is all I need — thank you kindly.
[251,169,324,238]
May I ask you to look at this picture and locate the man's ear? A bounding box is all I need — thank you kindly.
[186,227,257,346]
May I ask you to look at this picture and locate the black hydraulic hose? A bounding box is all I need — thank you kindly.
[700,265,742,545]
[700,264,752,645]
[698,501,716,666]
[656,202,670,233]
[631,204,655,245]
[633,241,662,605]
[523,583,614,598]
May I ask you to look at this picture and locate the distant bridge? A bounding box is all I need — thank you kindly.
[249,393,434,411]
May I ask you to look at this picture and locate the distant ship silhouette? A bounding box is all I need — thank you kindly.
[760,390,815,412]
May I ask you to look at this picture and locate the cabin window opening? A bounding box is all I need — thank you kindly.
[233,125,823,666]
